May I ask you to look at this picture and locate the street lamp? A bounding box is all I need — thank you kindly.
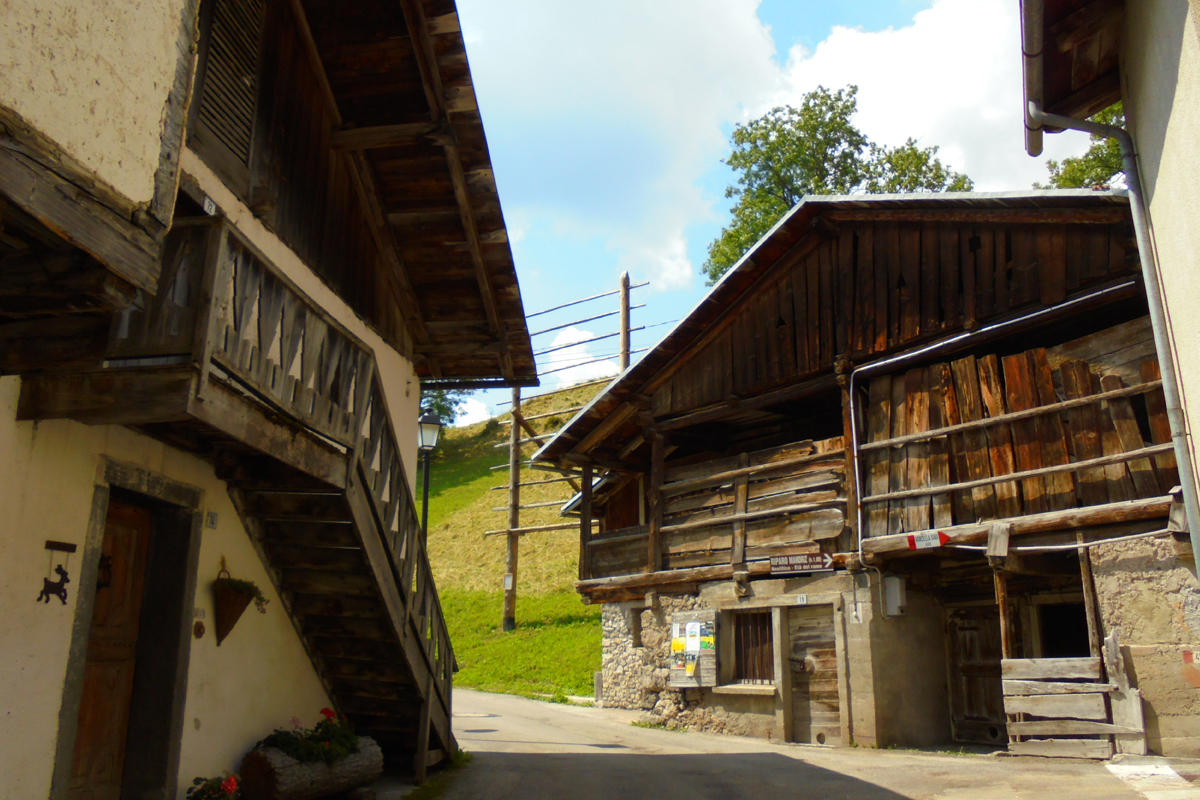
[417,412,443,538]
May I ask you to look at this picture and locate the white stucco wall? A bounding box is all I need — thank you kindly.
[0,375,331,798]
[0,0,190,206]
[181,148,423,494]
[1123,0,1200,497]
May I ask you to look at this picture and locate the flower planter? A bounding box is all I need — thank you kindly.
[212,568,267,646]
[240,736,383,800]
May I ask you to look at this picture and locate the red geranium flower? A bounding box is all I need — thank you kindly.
[221,775,238,795]
[320,707,336,720]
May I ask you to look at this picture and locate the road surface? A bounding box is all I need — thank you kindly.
[438,689,1199,800]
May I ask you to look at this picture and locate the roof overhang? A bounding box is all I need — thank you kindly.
[301,0,536,387]
[1021,0,1125,156]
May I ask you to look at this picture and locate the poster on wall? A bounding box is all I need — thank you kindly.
[668,614,716,687]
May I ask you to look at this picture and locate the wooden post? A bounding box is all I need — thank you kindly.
[503,387,521,632]
[413,672,433,783]
[579,462,593,581]
[1077,532,1103,658]
[646,431,665,573]
[731,452,749,566]
[838,376,860,548]
[994,571,1013,660]
[619,271,631,371]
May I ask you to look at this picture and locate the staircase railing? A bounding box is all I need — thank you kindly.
[109,216,454,736]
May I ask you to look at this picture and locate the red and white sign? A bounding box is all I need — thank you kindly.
[770,553,834,574]
[907,531,950,550]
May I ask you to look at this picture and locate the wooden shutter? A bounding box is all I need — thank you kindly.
[733,611,774,683]
[192,0,267,187]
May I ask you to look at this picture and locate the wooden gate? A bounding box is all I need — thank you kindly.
[787,606,840,746]
[946,606,1007,745]
[1002,631,1146,758]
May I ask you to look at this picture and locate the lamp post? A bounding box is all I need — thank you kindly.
[417,412,443,539]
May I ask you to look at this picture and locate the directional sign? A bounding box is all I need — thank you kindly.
[770,552,834,575]
[907,531,950,550]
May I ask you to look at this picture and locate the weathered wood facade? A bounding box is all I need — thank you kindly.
[538,192,1183,753]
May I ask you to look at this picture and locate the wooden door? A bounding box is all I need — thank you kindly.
[70,500,152,800]
[788,606,840,745]
[946,605,1007,745]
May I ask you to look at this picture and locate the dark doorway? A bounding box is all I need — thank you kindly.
[1038,602,1091,658]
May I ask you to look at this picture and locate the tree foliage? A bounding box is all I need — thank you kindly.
[421,389,473,425]
[703,86,973,284]
[1036,103,1124,189]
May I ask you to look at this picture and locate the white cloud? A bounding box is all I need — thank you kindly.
[775,0,1092,190]
[538,326,621,389]
[453,398,492,428]
[458,0,782,291]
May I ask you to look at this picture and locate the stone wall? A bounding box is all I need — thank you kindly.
[1091,536,1200,756]
[600,593,779,738]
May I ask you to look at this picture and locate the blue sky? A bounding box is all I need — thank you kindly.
[452,0,1094,423]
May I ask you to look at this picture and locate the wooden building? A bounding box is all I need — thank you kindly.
[536,191,1195,755]
[0,0,532,795]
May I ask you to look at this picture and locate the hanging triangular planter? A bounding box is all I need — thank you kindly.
[213,576,255,646]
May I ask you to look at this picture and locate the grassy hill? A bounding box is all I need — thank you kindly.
[422,382,605,698]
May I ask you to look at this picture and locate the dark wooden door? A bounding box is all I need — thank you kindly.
[70,499,152,800]
[788,606,841,745]
[946,605,1007,745]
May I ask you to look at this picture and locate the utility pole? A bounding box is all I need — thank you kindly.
[619,271,631,370]
[503,386,521,632]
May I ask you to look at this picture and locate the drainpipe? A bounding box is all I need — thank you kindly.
[1028,102,1200,562]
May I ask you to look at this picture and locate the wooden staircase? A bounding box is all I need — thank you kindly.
[16,218,455,774]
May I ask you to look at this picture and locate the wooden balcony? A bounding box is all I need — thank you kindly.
[17,217,456,769]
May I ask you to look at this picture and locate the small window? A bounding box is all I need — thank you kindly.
[733,611,774,684]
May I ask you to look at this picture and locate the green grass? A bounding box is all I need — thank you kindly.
[440,590,600,697]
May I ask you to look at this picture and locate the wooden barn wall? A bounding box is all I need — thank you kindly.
[653,221,1135,418]
[196,0,404,350]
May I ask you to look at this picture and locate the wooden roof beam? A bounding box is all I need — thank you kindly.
[330,122,441,151]
[1051,0,1124,53]
[396,0,512,382]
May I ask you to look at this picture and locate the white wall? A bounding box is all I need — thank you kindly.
[0,375,331,798]
[0,0,190,207]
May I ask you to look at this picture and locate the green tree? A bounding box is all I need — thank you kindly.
[1035,103,1124,189]
[421,388,473,425]
[703,86,973,284]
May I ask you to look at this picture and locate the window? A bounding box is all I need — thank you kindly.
[733,611,774,684]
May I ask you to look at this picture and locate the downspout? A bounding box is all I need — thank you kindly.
[1028,101,1200,560]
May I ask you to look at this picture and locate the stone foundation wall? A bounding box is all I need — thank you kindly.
[599,593,779,738]
[1091,536,1200,756]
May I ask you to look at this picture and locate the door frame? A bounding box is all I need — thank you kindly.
[50,458,204,800]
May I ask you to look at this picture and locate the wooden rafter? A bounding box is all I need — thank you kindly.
[396,0,513,382]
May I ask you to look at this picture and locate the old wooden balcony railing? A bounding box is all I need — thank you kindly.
[22,216,454,751]
[580,437,849,595]
[855,346,1178,558]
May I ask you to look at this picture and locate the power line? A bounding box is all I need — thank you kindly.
[525,281,649,318]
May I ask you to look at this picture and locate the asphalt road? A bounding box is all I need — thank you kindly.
[441,689,1165,800]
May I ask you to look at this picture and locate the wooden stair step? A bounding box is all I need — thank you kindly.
[267,543,367,572]
[291,594,387,619]
[259,520,360,547]
[282,569,378,596]
[309,635,403,661]
[303,615,395,641]
[338,695,419,717]
[321,658,416,684]
[331,679,422,702]
[243,491,352,522]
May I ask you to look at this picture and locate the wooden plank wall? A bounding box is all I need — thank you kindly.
[862,345,1171,538]
[653,222,1134,418]
[587,437,846,579]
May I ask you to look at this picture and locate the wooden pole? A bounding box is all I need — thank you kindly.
[619,271,631,371]
[994,571,1013,660]
[647,431,665,573]
[579,462,593,581]
[503,386,521,632]
[1077,531,1103,658]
